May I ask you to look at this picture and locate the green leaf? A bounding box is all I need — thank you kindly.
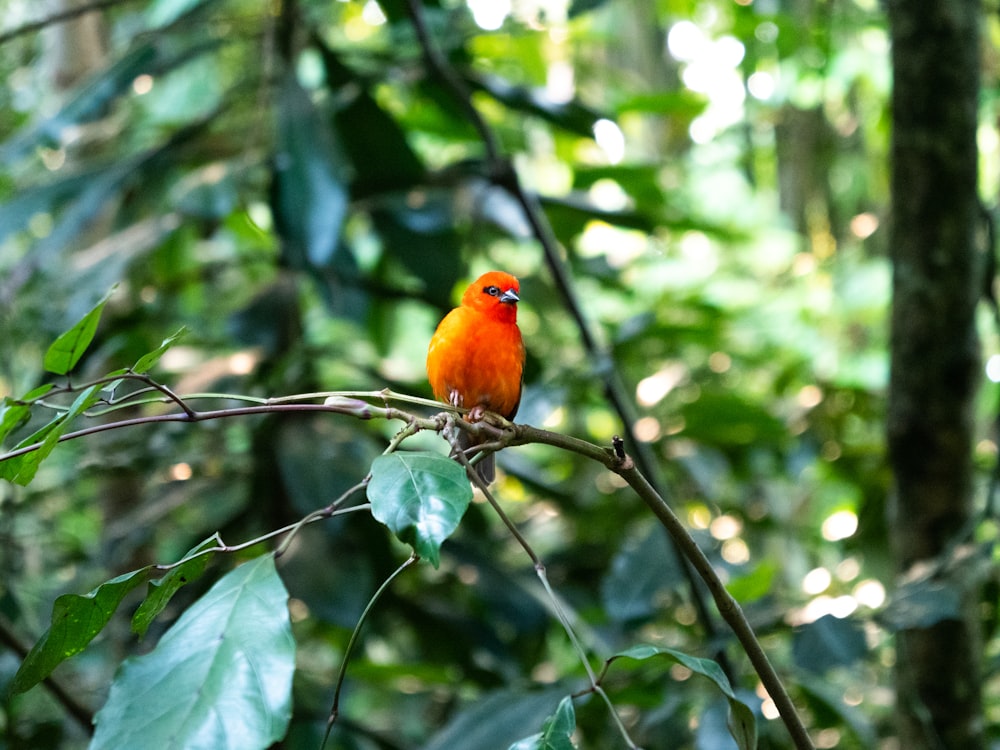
[423,688,569,750]
[0,416,63,484]
[726,559,778,604]
[132,327,188,374]
[131,536,217,637]
[44,289,115,375]
[317,41,425,194]
[91,555,295,750]
[601,523,684,623]
[792,614,867,674]
[369,192,462,308]
[468,72,607,137]
[272,72,349,271]
[11,568,153,694]
[0,384,102,486]
[508,696,577,750]
[0,400,32,447]
[609,645,757,750]
[880,576,962,631]
[0,385,54,445]
[368,452,473,568]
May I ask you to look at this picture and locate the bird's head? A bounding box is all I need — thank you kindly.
[462,271,520,322]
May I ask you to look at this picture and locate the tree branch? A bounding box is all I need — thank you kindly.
[1,389,812,748]
[398,0,733,686]
[0,0,138,46]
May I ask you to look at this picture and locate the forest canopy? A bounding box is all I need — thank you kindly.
[0,0,998,749]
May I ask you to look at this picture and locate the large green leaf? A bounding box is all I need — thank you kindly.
[369,191,462,307]
[11,567,153,694]
[608,645,757,750]
[508,696,577,750]
[368,452,473,568]
[317,41,425,194]
[91,555,295,750]
[272,72,349,271]
[601,523,685,623]
[792,614,867,674]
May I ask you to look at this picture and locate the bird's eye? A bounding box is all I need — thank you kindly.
[484,285,501,297]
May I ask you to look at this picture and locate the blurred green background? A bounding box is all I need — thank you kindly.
[1,0,995,747]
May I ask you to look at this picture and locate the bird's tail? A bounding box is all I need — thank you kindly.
[453,430,495,484]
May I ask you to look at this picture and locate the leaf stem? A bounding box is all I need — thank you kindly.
[508,425,813,749]
[2,385,813,748]
[462,455,640,749]
[322,553,420,749]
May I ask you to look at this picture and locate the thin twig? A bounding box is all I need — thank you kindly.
[152,502,372,572]
[0,0,138,46]
[402,0,502,168]
[275,484,370,557]
[1,388,812,747]
[509,425,815,750]
[398,0,731,685]
[322,553,420,750]
[459,452,641,749]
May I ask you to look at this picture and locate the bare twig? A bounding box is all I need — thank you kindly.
[322,553,420,750]
[397,0,732,687]
[402,0,502,169]
[509,424,814,750]
[0,0,138,46]
[460,453,641,748]
[0,388,812,748]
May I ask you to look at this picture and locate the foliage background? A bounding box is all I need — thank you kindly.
[0,0,997,748]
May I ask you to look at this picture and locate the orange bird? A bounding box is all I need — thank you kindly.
[426,271,525,483]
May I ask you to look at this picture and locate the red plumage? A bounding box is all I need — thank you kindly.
[426,271,525,482]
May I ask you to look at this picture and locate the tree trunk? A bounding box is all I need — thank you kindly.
[886,0,984,747]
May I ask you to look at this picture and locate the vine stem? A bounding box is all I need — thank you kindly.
[149,499,371,573]
[321,553,420,750]
[1,389,813,748]
[460,467,641,749]
[509,425,815,750]
[398,0,733,689]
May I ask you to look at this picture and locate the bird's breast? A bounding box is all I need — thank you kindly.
[427,310,524,418]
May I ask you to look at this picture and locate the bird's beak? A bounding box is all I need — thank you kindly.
[500,288,520,304]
